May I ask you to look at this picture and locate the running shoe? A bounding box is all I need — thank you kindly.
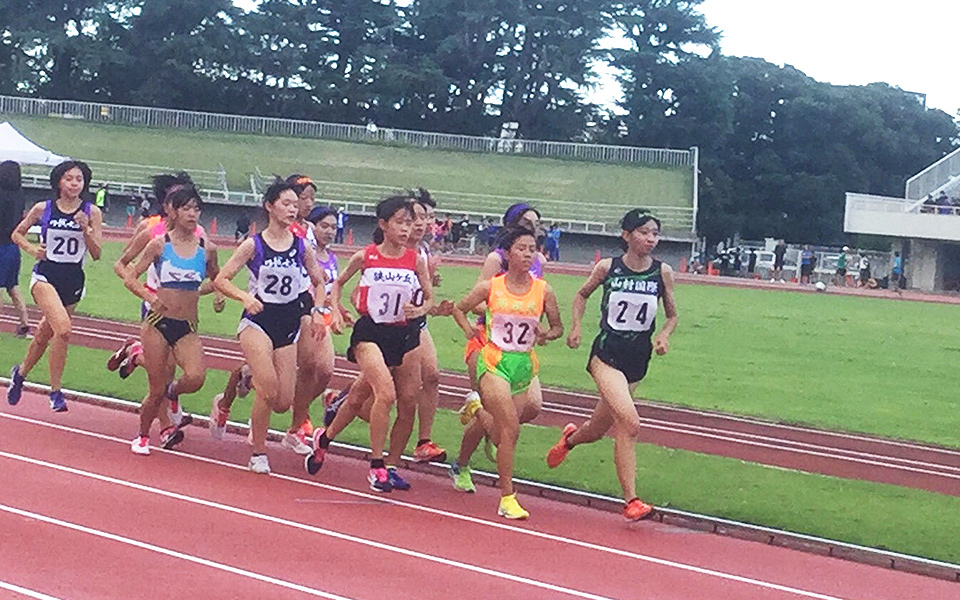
[236,364,253,398]
[458,391,482,425]
[15,324,30,338]
[449,462,476,493]
[497,493,529,520]
[130,435,150,456]
[624,498,655,522]
[323,389,348,427]
[7,365,24,405]
[160,426,184,450]
[413,440,447,463]
[483,435,497,462]
[209,393,229,440]
[118,342,143,379]
[282,431,314,456]
[248,454,270,474]
[107,338,137,371]
[546,423,578,468]
[368,467,393,493]
[304,428,328,475]
[49,390,67,413]
[386,467,411,491]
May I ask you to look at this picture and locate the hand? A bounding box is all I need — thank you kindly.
[331,311,345,335]
[213,293,226,313]
[74,212,90,230]
[31,244,46,260]
[242,294,264,315]
[311,312,327,340]
[339,306,355,327]
[654,334,669,355]
[536,324,549,346]
[432,272,442,287]
[434,299,455,316]
[566,327,582,349]
[464,324,482,342]
[402,302,422,320]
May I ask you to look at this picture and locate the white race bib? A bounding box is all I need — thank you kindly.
[606,291,656,333]
[490,314,539,352]
[257,266,301,304]
[368,283,412,324]
[46,230,85,263]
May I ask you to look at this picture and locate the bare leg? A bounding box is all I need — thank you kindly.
[290,316,321,434]
[478,373,519,497]
[6,286,29,328]
[22,282,73,390]
[386,346,423,466]
[416,329,440,442]
[139,324,172,437]
[351,343,396,460]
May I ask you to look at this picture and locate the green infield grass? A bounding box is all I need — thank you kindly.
[2,339,958,564]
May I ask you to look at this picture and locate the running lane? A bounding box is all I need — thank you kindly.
[0,393,955,600]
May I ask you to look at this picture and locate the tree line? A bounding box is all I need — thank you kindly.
[1,0,956,244]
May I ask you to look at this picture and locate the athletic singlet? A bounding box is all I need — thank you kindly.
[599,257,662,340]
[317,248,339,296]
[145,218,205,292]
[39,200,92,266]
[494,248,544,279]
[356,243,419,324]
[290,221,318,294]
[155,234,206,291]
[484,275,546,353]
[247,233,306,305]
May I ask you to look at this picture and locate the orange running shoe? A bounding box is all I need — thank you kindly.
[413,440,447,463]
[299,418,314,437]
[624,498,654,522]
[546,423,578,468]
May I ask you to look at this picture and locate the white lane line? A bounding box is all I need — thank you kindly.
[0,581,65,600]
[0,413,857,600]
[5,312,958,463]
[0,451,619,600]
[0,503,354,600]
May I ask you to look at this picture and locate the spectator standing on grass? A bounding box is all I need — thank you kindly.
[771,240,786,283]
[335,207,348,243]
[858,252,871,287]
[0,160,30,337]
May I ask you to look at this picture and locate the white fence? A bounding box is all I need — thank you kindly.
[0,94,696,168]
[905,147,960,200]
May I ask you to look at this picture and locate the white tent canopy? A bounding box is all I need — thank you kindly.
[0,122,67,166]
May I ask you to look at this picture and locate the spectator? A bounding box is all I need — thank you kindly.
[139,195,152,219]
[95,184,108,213]
[235,212,251,242]
[799,245,813,284]
[544,223,561,262]
[891,251,904,291]
[335,207,348,243]
[771,239,786,283]
[858,252,871,287]
[937,192,951,215]
[0,160,30,337]
[834,246,849,287]
[747,248,757,274]
[125,201,137,224]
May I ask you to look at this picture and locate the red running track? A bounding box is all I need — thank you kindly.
[0,392,956,600]
[3,309,960,497]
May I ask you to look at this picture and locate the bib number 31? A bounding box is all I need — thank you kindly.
[369,284,412,324]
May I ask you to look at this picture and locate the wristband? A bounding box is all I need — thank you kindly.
[311,306,331,315]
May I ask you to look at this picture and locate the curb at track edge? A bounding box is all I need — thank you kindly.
[3,377,958,584]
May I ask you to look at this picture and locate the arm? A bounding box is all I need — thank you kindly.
[328,250,365,334]
[199,238,221,297]
[654,263,678,355]
[77,205,103,260]
[404,253,434,320]
[11,202,46,260]
[452,280,492,339]
[302,243,328,340]
[538,284,564,344]
[567,259,611,349]
[119,238,164,307]
[213,239,262,315]
[470,252,502,315]
[113,227,153,279]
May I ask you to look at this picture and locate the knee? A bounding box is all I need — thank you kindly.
[372,386,396,408]
[619,416,642,440]
[395,397,416,422]
[51,320,71,340]
[422,365,440,388]
[180,369,206,394]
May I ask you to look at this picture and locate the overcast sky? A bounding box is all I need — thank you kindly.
[233,0,959,116]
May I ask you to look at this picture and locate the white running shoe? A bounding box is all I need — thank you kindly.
[248,454,270,474]
[131,436,150,456]
[237,364,253,398]
[210,393,228,440]
[281,431,314,456]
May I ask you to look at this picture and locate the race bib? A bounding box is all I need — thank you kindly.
[257,266,301,304]
[368,283,412,324]
[606,291,656,333]
[46,230,85,264]
[490,314,539,352]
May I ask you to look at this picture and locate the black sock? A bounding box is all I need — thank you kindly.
[370,458,385,469]
[318,432,331,449]
[417,438,431,447]
[252,453,265,457]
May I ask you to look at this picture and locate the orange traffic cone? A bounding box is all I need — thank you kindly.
[209,217,218,235]
[126,214,133,228]
[346,228,354,246]
[679,257,688,273]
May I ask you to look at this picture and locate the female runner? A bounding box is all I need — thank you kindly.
[546,209,677,521]
[7,160,102,411]
[120,184,219,454]
[306,195,432,492]
[215,180,327,474]
[451,227,562,518]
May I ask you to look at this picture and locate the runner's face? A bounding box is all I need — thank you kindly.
[508,234,537,272]
[270,190,299,227]
[380,207,413,246]
[174,198,202,230]
[623,222,660,255]
[298,186,315,218]
[315,215,336,247]
[409,203,428,247]
[421,205,436,242]
[59,167,85,200]
[518,210,541,236]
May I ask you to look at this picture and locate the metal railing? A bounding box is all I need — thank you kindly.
[905,147,960,200]
[0,94,695,168]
